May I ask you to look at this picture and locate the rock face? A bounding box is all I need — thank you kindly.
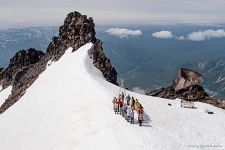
[204,98,225,109]
[90,40,118,85]
[147,68,224,109]
[46,11,96,61]
[173,68,203,91]
[0,48,44,88]
[148,85,208,101]
[0,11,118,114]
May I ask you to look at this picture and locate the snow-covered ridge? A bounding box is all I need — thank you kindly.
[0,43,224,150]
[0,11,117,114]
[0,85,12,106]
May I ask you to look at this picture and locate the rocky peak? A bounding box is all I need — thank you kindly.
[45,11,117,84]
[147,68,224,109]
[46,11,96,61]
[147,68,208,101]
[0,11,118,114]
[173,68,203,91]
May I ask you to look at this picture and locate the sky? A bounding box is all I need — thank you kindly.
[1,0,225,29]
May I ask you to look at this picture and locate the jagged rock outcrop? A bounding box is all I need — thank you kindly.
[0,48,44,88]
[148,84,208,101]
[0,11,118,114]
[204,98,225,109]
[46,11,96,61]
[147,68,224,109]
[0,68,3,73]
[173,68,203,91]
[90,40,118,85]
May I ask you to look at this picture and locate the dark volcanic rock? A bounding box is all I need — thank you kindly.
[147,68,224,109]
[46,11,96,61]
[0,11,118,114]
[0,48,44,88]
[90,40,118,85]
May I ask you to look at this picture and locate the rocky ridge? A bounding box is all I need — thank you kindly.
[147,68,225,109]
[0,48,44,88]
[0,11,118,114]
[0,68,3,72]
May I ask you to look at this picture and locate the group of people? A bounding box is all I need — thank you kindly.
[112,92,144,127]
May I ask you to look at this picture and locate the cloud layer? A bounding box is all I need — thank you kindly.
[1,0,225,29]
[152,31,174,39]
[105,28,142,38]
[185,29,225,41]
[131,87,146,94]
[153,29,225,41]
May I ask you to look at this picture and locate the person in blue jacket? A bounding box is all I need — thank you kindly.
[126,105,131,122]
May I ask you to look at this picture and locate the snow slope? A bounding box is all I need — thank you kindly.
[0,43,225,150]
[0,85,12,106]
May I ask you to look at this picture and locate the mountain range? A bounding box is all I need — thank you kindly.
[0,11,225,149]
[1,25,225,99]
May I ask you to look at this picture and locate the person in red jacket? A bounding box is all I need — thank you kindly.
[118,98,123,114]
[115,99,119,114]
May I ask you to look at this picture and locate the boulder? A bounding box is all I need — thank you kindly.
[173,68,203,91]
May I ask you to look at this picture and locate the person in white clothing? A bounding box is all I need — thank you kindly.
[126,106,131,122]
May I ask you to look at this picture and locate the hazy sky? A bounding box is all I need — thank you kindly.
[1,0,225,29]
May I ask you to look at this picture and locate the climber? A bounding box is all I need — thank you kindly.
[119,98,123,115]
[116,98,122,114]
[131,97,135,110]
[123,105,128,120]
[126,94,131,105]
[121,104,125,117]
[112,97,117,113]
[115,98,120,114]
[134,99,138,111]
[138,110,144,127]
[127,105,132,122]
[122,92,125,101]
[134,99,143,112]
[139,106,144,114]
[130,109,134,124]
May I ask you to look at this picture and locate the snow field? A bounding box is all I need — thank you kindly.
[0,43,224,150]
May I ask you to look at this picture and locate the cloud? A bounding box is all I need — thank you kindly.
[152,31,174,39]
[176,36,185,40]
[131,87,145,94]
[105,28,142,38]
[1,0,225,29]
[178,29,225,41]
